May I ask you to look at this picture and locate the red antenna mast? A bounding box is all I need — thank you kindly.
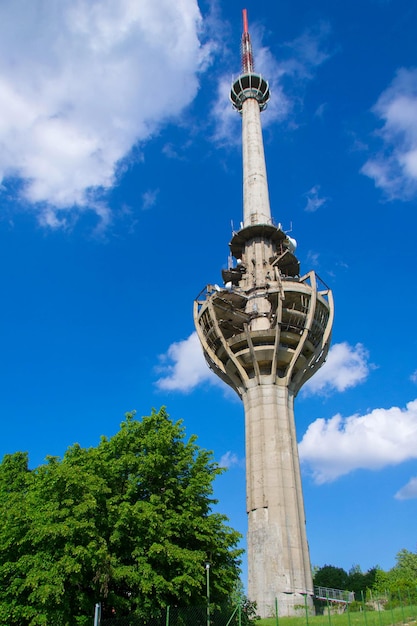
[241,8,254,73]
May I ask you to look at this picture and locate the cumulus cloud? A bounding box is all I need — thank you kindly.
[156,331,219,392]
[362,67,417,200]
[303,342,370,395]
[395,476,417,500]
[304,185,328,212]
[299,399,417,484]
[0,0,207,226]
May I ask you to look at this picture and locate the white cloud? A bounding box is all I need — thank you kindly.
[395,476,417,500]
[211,77,241,147]
[306,251,320,267]
[362,67,417,200]
[279,21,331,80]
[304,185,328,212]
[156,331,219,392]
[314,103,327,119]
[303,342,370,395]
[219,451,242,469]
[141,188,159,210]
[410,369,417,383]
[299,399,417,484]
[0,0,207,226]
[162,143,189,160]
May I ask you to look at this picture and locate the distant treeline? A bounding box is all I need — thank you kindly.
[314,549,417,602]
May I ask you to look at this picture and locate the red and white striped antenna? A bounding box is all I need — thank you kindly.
[241,9,254,73]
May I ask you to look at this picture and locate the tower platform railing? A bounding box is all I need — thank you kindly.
[314,586,355,604]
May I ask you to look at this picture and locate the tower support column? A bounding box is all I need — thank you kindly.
[243,383,314,617]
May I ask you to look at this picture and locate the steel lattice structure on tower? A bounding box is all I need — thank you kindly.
[194,9,334,618]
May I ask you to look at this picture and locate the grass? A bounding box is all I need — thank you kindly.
[257,605,417,626]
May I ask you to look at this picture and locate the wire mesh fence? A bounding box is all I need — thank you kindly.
[98,593,417,626]
[100,603,244,626]
[311,593,417,626]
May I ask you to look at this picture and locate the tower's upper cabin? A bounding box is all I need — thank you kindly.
[230,9,270,112]
[230,73,270,113]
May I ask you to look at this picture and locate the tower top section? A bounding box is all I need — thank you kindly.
[230,8,272,227]
[241,9,253,73]
[230,9,270,112]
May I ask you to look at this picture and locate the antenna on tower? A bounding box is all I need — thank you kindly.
[230,8,270,113]
[241,9,254,73]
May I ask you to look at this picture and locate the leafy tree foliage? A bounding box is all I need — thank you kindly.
[314,565,349,591]
[313,564,378,600]
[347,565,377,598]
[229,579,260,625]
[0,409,242,625]
[372,549,417,602]
[314,550,417,607]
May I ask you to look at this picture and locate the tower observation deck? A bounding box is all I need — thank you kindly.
[194,10,334,618]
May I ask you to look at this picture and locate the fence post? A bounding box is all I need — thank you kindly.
[206,562,210,626]
[326,593,332,626]
[398,591,405,623]
[388,591,395,626]
[377,595,383,626]
[94,603,101,626]
[275,597,279,626]
[303,594,309,626]
[360,590,368,626]
[407,591,412,620]
[166,605,170,626]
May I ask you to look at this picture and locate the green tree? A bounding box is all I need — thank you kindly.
[229,579,260,625]
[313,565,349,590]
[393,549,417,584]
[372,549,417,604]
[372,567,391,597]
[0,409,242,625]
[347,565,378,600]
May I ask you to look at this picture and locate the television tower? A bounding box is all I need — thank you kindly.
[194,10,334,618]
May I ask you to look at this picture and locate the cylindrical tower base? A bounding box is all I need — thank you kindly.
[243,383,313,618]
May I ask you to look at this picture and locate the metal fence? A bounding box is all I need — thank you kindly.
[99,603,245,626]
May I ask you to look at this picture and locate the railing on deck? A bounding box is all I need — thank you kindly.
[314,586,355,604]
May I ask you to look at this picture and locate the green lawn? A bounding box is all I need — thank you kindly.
[257,605,417,626]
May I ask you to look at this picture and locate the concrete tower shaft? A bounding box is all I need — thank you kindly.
[242,97,271,227]
[194,9,334,618]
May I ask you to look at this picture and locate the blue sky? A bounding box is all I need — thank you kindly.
[1,0,417,584]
